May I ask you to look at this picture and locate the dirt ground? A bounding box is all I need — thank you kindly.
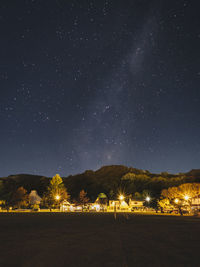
[0,212,199,267]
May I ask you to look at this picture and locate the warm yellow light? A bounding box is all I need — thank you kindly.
[146,196,150,202]
[121,201,127,207]
[119,195,124,201]
[70,205,74,211]
[55,195,60,200]
[95,204,100,211]
[184,195,189,200]
[174,198,179,204]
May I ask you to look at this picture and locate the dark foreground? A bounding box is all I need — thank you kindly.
[0,213,200,267]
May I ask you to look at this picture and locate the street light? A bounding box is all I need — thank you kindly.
[184,195,189,201]
[119,195,124,201]
[145,196,150,202]
[55,195,60,200]
[174,198,179,204]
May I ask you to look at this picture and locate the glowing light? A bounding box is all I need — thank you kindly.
[55,195,60,200]
[174,199,179,204]
[70,205,74,211]
[95,204,100,211]
[121,201,127,207]
[184,195,189,200]
[119,195,124,201]
[146,196,150,202]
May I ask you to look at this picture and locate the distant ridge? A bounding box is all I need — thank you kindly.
[186,169,200,177]
[1,165,199,199]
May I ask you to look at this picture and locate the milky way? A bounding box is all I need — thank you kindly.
[0,0,200,176]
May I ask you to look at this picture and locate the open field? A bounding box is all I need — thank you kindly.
[0,213,200,267]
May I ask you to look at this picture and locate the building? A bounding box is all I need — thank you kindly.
[108,200,129,211]
[94,193,108,211]
[191,197,200,214]
[60,200,73,212]
[129,199,144,211]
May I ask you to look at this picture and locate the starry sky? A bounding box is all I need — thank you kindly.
[1,0,200,177]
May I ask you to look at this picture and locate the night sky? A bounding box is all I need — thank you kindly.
[1,0,200,177]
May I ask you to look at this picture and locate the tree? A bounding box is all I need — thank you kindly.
[42,174,69,209]
[11,187,29,209]
[109,189,114,199]
[162,183,200,200]
[79,190,89,211]
[122,172,150,193]
[0,181,6,209]
[0,180,4,197]
[122,173,136,181]
[160,183,200,214]
[158,198,175,213]
[160,172,169,177]
[149,176,167,193]
[133,192,143,200]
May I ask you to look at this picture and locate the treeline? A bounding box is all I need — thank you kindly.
[0,165,200,207]
[0,174,91,210]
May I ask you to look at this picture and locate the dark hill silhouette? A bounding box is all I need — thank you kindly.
[1,174,49,196]
[1,165,200,200]
[186,169,200,177]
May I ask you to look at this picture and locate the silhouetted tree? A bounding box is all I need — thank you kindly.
[11,187,29,209]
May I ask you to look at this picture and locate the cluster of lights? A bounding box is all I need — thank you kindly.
[174,195,190,204]
[118,194,151,202]
[55,191,192,213]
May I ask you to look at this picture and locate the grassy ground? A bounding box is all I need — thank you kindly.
[0,212,199,267]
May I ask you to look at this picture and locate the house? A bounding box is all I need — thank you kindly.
[129,199,144,211]
[60,200,73,212]
[191,197,200,214]
[191,197,200,207]
[108,200,129,211]
[94,193,108,211]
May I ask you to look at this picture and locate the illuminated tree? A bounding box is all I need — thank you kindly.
[158,198,175,213]
[43,174,69,209]
[79,190,89,211]
[179,183,200,198]
[162,183,200,201]
[160,183,200,214]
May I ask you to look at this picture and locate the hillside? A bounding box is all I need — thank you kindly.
[0,174,50,196]
[1,165,200,200]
